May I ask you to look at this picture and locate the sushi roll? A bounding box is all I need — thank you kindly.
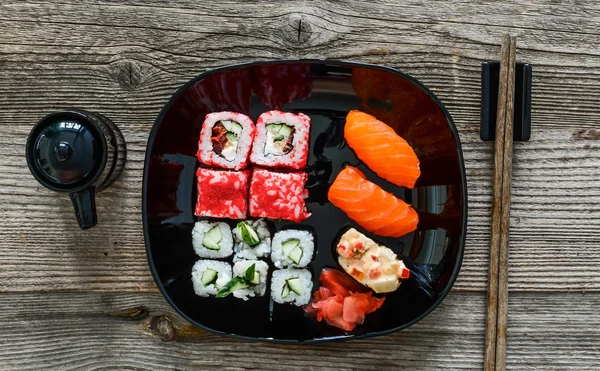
[197,111,256,170]
[271,229,315,268]
[191,221,233,258]
[249,168,311,222]
[271,269,313,306]
[191,260,232,297]
[230,260,269,300]
[232,219,271,262]
[195,168,250,219]
[249,111,310,170]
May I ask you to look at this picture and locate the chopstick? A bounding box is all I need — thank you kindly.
[484,34,517,371]
[495,35,516,371]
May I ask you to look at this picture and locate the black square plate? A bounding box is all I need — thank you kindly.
[143,60,467,342]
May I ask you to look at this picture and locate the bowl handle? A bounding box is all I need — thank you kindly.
[70,187,97,230]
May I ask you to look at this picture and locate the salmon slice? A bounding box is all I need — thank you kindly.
[328,166,419,238]
[345,110,421,188]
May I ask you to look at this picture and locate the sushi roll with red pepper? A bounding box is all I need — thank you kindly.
[197,111,256,170]
[249,168,311,222]
[195,168,250,219]
[336,228,411,293]
[249,111,310,170]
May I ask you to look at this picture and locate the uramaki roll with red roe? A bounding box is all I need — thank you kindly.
[249,168,311,223]
[250,111,310,170]
[194,168,250,219]
[197,111,256,170]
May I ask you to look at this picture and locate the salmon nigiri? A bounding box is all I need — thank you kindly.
[345,110,420,188]
[328,166,418,237]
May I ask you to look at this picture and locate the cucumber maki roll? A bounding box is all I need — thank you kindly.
[191,260,232,297]
[271,229,315,268]
[232,219,271,262]
[191,221,233,259]
[218,260,269,301]
[271,269,313,306]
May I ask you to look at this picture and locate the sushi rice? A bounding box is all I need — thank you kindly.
[248,168,311,223]
[232,260,269,300]
[271,229,315,268]
[191,260,232,297]
[232,219,271,262]
[197,111,256,170]
[271,268,313,306]
[250,111,310,169]
[191,221,233,259]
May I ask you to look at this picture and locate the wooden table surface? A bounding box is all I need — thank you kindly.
[2,1,599,369]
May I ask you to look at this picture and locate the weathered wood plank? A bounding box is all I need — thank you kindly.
[0,291,597,370]
[507,291,600,370]
[3,291,484,370]
[1,0,600,293]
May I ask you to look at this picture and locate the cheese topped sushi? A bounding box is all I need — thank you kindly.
[336,228,410,293]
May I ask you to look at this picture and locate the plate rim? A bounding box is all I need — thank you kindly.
[142,59,468,343]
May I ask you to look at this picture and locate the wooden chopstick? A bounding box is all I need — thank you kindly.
[495,35,517,371]
[484,34,517,371]
[484,34,510,371]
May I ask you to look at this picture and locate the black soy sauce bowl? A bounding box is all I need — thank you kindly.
[142,60,467,342]
[26,109,126,229]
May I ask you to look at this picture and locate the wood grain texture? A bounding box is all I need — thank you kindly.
[0,291,598,370]
[484,34,511,371]
[2,1,600,369]
[0,0,598,288]
[495,35,517,371]
[0,292,483,370]
[1,0,600,293]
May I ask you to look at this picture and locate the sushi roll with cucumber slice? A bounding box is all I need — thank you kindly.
[232,219,271,262]
[271,229,315,268]
[217,260,268,301]
[197,111,256,170]
[250,111,310,170]
[191,260,232,297]
[271,269,313,306]
[191,221,233,259]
